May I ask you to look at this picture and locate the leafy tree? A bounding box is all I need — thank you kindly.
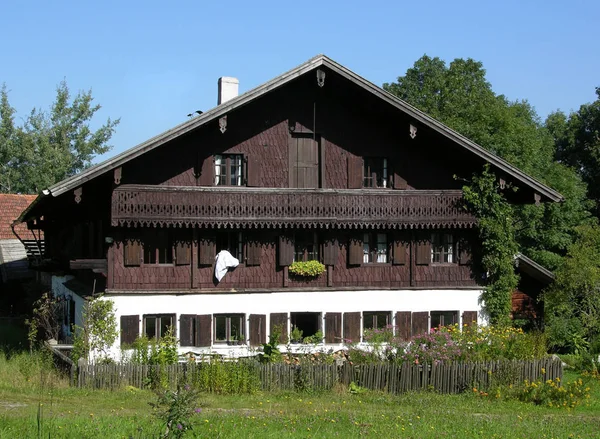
[384,55,592,271]
[0,81,119,194]
[72,297,118,363]
[544,224,600,354]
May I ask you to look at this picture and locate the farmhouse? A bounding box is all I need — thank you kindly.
[15,55,561,358]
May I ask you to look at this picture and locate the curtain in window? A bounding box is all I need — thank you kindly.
[214,155,222,186]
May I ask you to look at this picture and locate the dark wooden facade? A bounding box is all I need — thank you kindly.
[29,63,525,294]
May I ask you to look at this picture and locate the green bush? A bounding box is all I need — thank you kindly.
[190,360,260,394]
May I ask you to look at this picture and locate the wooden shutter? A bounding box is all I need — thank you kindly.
[246,239,262,266]
[343,312,361,344]
[325,312,342,344]
[411,311,430,336]
[415,239,431,265]
[459,240,471,266]
[179,314,195,346]
[120,315,139,345]
[347,155,363,189]
[175,242,191,266]
[198,156,215,186]
[278,235,294,266]
[393,240,408,265]
[348,237,363,266]
[392,170,408,190]
[246,155,261,187]
[395,311,412,341]
[196,314,212,347]
[198,236,215,266]
[270,313,288,344]
[323,238,339,266]
[462,311,478,327]
[123,240,141,267]
[249,314,266,347]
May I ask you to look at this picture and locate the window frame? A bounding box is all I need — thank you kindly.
[214,154,244,187]
[431,233,455,264]
[216,231,244,262]
[213,313,245,344]
[290,312,322,340]
[363,232,389,264]
[363,157,388,188]
[143,229,174,266]
[363,311,392,331]
[294,231,320,262]
[143,314,175,340]
[430,310,459,330]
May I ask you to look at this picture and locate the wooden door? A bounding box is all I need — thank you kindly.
[290,135,319,188]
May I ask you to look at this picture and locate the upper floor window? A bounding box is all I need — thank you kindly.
[215,154,243,186]
[216,231,243,261]
[363,157,388,188]
[431,233,454,263]
[294,231,319,262]
[144,230,173,264]
[363,232,388,263]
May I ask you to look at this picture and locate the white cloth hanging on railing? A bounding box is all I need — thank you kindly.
[214,250,239,282]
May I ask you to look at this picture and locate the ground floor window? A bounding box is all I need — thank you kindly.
[290,312,321,341]
[363,311,391,330]
[144,314,175,340]
[430,310,458,329]
[214,314,245,344]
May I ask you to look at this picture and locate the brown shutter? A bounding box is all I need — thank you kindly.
[392,170,407,190]
[325,312,342,343]
[462,311,478,327]
[246,155,261,187]
[459,240,471,266]
[179,314,195,346]
[198,156,215,186]
[415,238,431,265]
[120,315,139,345]
[343,312,361,344]
[123,240,141,267]
[323,238,338,266]
[348,237,363,266]
[411,311,430,336]
[246,239,262,266]
[249,314,266,347]
[270,313,288,344]
[395,311,412,341]
[175,241,191,266]
[347,155,363,189]
[278,235,294,266]
[393,240,408,265]
[196,314,212,347]
[198,236,215,266]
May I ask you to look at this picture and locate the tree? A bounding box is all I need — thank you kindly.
[72,297,118,363]
[547,87,600,218]
[0,81,119,194]
[384,55,592,271]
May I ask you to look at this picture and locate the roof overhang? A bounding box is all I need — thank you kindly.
[515,253,555,284]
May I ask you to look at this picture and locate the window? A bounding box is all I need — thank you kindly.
[216,231,243,261]
[363,232,388,263]
[214,154,243,186]
[363,311,391,330]
[430,311,458,329]
[431,233,454,263]
[144,314,175,340]
[290,312,321,339]
[144,230,173,264]
[363,157,388,188]
[294,231,319,262]
[214,314,245,344]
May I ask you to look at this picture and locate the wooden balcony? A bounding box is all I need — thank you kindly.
[111,185,476,229]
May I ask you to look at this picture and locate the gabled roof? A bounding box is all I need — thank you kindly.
[515,253,555,284]
[17,55,563,222]
[0,194,36,239]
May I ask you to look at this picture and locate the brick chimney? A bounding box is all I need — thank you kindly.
[217,77,239,105]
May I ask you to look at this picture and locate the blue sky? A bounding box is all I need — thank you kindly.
[2,0,598,162]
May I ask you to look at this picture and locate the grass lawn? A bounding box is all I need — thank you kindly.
[1,354,599,438]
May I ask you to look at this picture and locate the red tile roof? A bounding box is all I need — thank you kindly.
[0,194,38,240]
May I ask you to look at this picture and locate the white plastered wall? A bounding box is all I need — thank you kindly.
[101,288,484,361]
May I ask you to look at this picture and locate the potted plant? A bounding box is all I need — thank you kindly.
[288,260,326,278]
[290,325,304,344]
[303,330,323,344]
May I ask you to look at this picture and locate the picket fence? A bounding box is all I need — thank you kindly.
[77,357,562,394]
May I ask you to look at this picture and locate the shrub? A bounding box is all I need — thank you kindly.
[190,359,260,394]
[151,384,203,438]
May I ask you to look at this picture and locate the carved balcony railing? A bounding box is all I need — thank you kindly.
[111,185,476,229]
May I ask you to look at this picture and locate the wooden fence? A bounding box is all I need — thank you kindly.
[77,357,562,394]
